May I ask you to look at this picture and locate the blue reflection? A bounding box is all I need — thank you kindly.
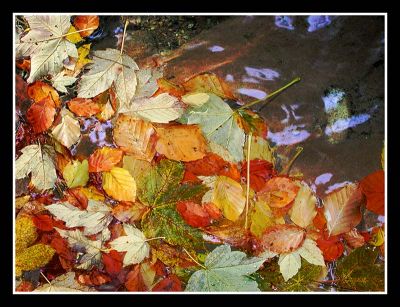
[268,124,311,146]
[237,88,267,99]
[307,15,332,32]
[275,16,295,30]
[322,89,346,112]
[208,45,225,52]
[325,113,371,135]
[244,67,280,81]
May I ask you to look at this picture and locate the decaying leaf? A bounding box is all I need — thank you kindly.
[15,216,38,253]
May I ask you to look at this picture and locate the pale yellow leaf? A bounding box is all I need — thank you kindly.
[181,92,210,107]
[289,182,317,228]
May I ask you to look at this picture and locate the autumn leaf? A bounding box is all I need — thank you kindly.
[360,170,384,215]
[323,183,363,236]
[122,156,152,181]
[176,201,212,228]
[316,232,344,262]
[109,223,150,266]
[102,250,123,276]
[156,77,186,98]
[102,167,137,202]
[65,25,84,44]
[46,199,112,235]
[51,72,77,93]
[258,224,306,254]
[16,16,78,83]
[134,68,163,100]
[113,114,157,162]
[27,80,60,107]
[15,144,57,191]
[155,124,208,162]
[289,182,317,228]
[185,245,265,292]
[240,159,276,192]
[244,136,275,165]
[250,200,284,238]
[257,177,300,208]
[181,92,210,107]
[26,96,56,133]
[16,243,55,276]
[68,98,102,117]
[34,272,95,292]
[180,94,245,162]
[343,229,366,248]
[15,216,37,253]
[237,109,268,138]
[63,159,89,188]
[51,109,81,148]
[183,73,235,100]
[88,147,123,172]
[73,15,100,37]
[125,263,156,291]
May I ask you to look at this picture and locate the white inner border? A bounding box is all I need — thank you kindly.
[13,12,388,295]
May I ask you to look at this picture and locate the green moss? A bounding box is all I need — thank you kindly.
[15,216,37,253]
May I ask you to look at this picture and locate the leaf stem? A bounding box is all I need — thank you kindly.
[40,271,51,285]
[280,146,303,175]
[182,247,207,269]
[145,236,165,242]
[27,28,96,44]
[244,132,252,230]
[236,77,301,111]
[120,19,129,55]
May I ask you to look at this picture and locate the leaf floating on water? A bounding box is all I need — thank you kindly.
[289,182,317,228]
[62,159,89,188]
[258,224,306,254]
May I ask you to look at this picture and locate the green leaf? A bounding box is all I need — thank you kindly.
[142,205,204,250]
[336,245,384,291]
[179,94,245,162]
[62,159,89,188]
[15,144,57,191]
[138,159,206,207]
[185,245,265,292]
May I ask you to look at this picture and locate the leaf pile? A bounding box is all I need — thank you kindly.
[14,15,385,293]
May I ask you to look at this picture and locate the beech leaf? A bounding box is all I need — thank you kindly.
[62,159,89,188]
[102,167,137,202]
[289,182,318,228]
[51,110,81,148]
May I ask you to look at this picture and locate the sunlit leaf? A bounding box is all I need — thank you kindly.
[102,167,137,202]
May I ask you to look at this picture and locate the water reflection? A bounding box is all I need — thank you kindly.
[237,88,267,99]
[208,45,224,52]
[325,113,371,135]
[244,67,280,81]
[268,124,311,146]
[325,181,352,194]
[307,15,332,32]
[275,16,295,30]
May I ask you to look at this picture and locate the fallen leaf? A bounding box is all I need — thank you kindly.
[289,182,318,228]
[102,167,137,202]
[181,92,210,107]
[27,80,60,107]
[122,156,152,181]
[343,229,366,248]
[102,250,123,276]
[258,224,306,254]
[15,216,38,253]
[34,272,94,292]
[176,201,212,228]
[295,238,325,266]
[323,183,363,236]
[278,252,301,282]
[109,223,150,266]
[32,214,55,232]
[244,136,275,165]
[250,200,284,238]
[313,207,327,231]
[16,243,55,276]
[113,114,157,162]
[73,15,100,37]
[65,25,84,44]
[63,159,89,188]
[153,275,182,292]
[156,77,186,98]
[360,170,384,215]
[155,124,208,162]
[26,96,56,133]
[257,177,300,208]
[88,147,123,172]
[68,98,102,117]
[183,73,235,100]
[240,159,276,192]
[77,270,111,286]
[51,72,77,93]
[316,232,344,262]
[237,109,268,138]
[51,109,81,148]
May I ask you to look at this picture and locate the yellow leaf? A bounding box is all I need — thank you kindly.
[212,176,246,221]
[289,182,317,228]
[65,25,83,44]
[102,167,137,202]
[16,244,55,277]
[244,136,275,166]
[370,228,384,247]
[250,200,284,238]
[15,216,38,253]
[80,186,105,202]
[181,92,210,107]
[15,195,30,209]
[122,156,152,182]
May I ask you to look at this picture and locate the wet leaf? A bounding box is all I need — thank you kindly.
[26,96,56,133]
[88,147,123,172]
[244,136,275,165]
[51,72,77,93]
[289,182,317,228]
[343,229,366,248]
[258,224,306,254]
[185,245,265,292]
[68,98,102,117]
[51,110,81,148]
[181,92,210,107]
[155,124,208,162]
[102,167,137,202]
[250,200,284,238]
[240,159,276,192]
[73,15,100,37]
[153,275,182,292]
[323,183,363,236]
[316,232,344,262]
[360,170,384,215]
[62,159,89,188]
[183,73,235,100]
[257,177,300,208]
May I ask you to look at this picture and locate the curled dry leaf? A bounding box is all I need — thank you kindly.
[155,124,208,162]
[88,147,124,172]
[68,98,102,117]
[73,15,100,38]
[257,177,300,208]
[113,114,157,162]
[258,224,306,254]
[323,183,363,236]
[360,170,384,215]
[26,96,56,133]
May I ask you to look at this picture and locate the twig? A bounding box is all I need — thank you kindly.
[182,247,207,269]
[145,236,165,242]
[120,19,129,55]
[244,132,252,230]
[236,77,301,111]
[280,146,303,175]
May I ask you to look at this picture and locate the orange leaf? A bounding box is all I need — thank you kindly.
[240,159,276,192]
[155,124,208,162]
[88,147,123,172]
[203,202,222,220]
[152,275,182,292]
[155,78,186,98]
[183,73,235,100]
[343,229,365,248]
[125,264,148,291]
[26,96,56,133]
[32,214,54,231]
[313,207,327,231]
[113,114,157,162]
[316,232,344,262]
[66,188,89,210]
[16,58,31,72]
[16,281,33,292]
[73,15,100,38]
[360,170,384,215]
[258,224,306,254]
[68,98,102,117]
[176,201,212,228]
[27,81,60,107]
[257,177,299,208]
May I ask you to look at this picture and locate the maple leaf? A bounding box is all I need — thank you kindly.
[51,109,81,148]
[323,183,363,236]
[15,144,57,191]
[289,182,318,228]
[109,223,150,267]
[360,170,384,215]
[62,159,89,188]
[180,94,245,162]
[155,124,208,162]
[34,272,95,292]
[113,114,157,161]
[16,15,78,83]
[133,68,163,100]
[102,167,137,202]
[51,72,77,93]
[77,48,138,98]
[88,147,123,172]
[46,199,112,235]
[185,245,265,292]
[26,96,56,133]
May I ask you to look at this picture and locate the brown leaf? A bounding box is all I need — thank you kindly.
[113,114,157,162]
[68,98,102,117]
[323,183,363,236]
[88,147,124,172]
[26,96,56,133]
[343,229,365,248]
[152,275,182,292]
[183,73,235,100]
[258,224,306,254]
[155,124,208,162]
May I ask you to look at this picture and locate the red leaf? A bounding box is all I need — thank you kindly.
[125,265,148,292]
[102,250,124,276]
[203,202,222,220]
[32,214,54,231]
[184,153,240,182]
[316,232,344,262]
[152,275,182,292]
[88,147,124,172]
[240,159,276,192]
[26,96,56,133]
[68,98,102,117]
[73,16,100,37]
[66,188,88,210]
[181,170,202,184]
[360,170,384,215]
[176,201,212,228]
[16,281,33,292]
[16,75,31,115]
[313,207,327,231]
